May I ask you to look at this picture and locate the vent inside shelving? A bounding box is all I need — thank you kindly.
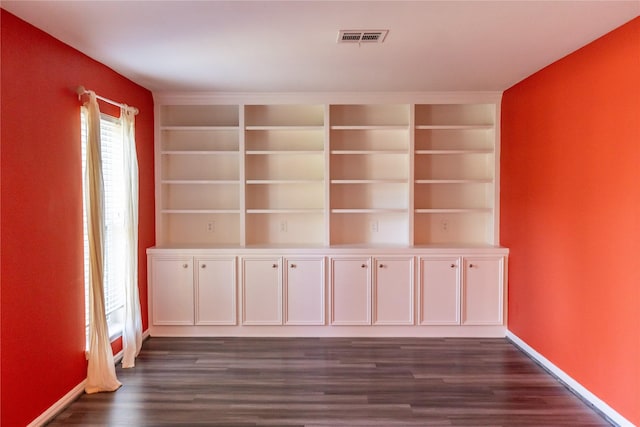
[337,30,388,44]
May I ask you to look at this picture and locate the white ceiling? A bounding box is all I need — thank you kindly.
[3,1,638,93]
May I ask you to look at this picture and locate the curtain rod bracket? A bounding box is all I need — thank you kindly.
[75,85,139,115]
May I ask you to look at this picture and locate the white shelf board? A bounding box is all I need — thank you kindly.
[246,179,324,184]
[331,179,408,184]
[161,150,239,155]
[161,125,240,131]
[331,208,408,213]
[415,149,493,155]
[161,209,241,214]
[246,209,325,214]
[330,150,408,155]
[415,179,493,184]
[246,150,324,155]
[414,208,492,213]
[330,125,408,131]
[415,125,493,130]
[245,125,324,131]
[161,180,240,185]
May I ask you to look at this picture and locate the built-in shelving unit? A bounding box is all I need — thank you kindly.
[413,103,496,245]
[158,105,241,245]
[329,104,410,246]
[244,104,325,246]
[150,93,507,339]
[154,95,500,248]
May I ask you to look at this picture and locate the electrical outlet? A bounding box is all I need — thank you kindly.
[370,220,379,232]
[207,221,215,233]
[441,219,449,232]
[280,220,288,232]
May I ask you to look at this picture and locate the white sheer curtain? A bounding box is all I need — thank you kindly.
[83,92,122,394]
[121,106,143,368]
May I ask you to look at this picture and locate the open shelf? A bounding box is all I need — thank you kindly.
[331,153,408,181]
[160,105,240,127]
[330,212,409,246]
[414,152,494,182]
[414,211,494,246]
[245,104,324,127]
[331,104,410,127]
[413,104,496,246]
[415,104,494,127]
[159,212,241,246]
[246,212,325,246]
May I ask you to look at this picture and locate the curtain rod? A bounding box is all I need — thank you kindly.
[76,86,139,115]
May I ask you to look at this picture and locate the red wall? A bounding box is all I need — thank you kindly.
[0,10,155,426]
[501,17,640,425]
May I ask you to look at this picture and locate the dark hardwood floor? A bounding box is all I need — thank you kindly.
[48,337,611,426]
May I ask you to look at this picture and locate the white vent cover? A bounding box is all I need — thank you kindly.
[337,30,388,44]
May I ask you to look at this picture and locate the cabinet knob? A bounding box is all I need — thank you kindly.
[450,264,456,268]
[290,264,296,268]
[469,263,475,268]
[379,264,384,268]
[361,264,367,268]
[182,263,188,269]
[201,264,206,269]
[272,263,278,268]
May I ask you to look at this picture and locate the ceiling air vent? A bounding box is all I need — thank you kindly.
[338,30,388,44]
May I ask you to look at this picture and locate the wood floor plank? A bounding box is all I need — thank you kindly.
[47,337,611,426]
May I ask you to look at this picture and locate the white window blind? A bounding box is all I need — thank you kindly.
[81,110,126,344]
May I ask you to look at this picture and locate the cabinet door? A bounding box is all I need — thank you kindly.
[373,257,414,325]
[242,258,282,325]
[151,257,194,325]
[330,257,371,325]
[419,257,460,325]
[462,257,504,325]
[196,257,237,325]
[284,257,325,325]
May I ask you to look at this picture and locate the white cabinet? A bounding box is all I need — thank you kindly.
[373,257,414,325]
[241,257,282,325]
[284,257,325,325]
[419,256,504,326]
[330,257,371,325]
[462,257,504,325]
[150,256,237,326]
[150,257,194,325]
[330,256,414,326]
[148,248,507,336]
[242,256,326,325]
[419,257,460,325]
[196,257,237,325]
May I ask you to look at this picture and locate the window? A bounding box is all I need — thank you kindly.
[81,110,126,346]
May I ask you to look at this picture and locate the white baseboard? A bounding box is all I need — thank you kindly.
[506,330,634,427]
[27,380,86,427]
[29,329,152,426]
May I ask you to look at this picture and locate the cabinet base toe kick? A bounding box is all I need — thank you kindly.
[149,325,507,338]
